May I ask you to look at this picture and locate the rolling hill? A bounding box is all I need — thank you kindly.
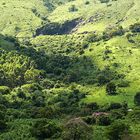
[0,0,140,139]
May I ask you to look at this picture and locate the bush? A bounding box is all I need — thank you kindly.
[97,115,111,126]
[0,120,7,132]
[99,0,110,3]
[110,109,127,120]
[118,80,130,87]
[106,120,130,140]
[109,103,122,110]
[69,5,78,12]
[103,26,124,40]
[31,119,62,139]
[85,33,101,43]
[86,102,99,111]
[0,86,10,94]
[82,116,96,125]
[128,108,140,121]
[97,67,118,85]
[134,92,140,106]
[85,1,90,5]
[106,82,117,95]
[130,23,140,33]
[62,118,93,140]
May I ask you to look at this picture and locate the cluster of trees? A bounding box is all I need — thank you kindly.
[0,20,140,139]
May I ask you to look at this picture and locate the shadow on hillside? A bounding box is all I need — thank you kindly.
[35,18,81,36]
[0,34,99,85]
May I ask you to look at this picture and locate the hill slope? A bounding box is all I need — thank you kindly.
[0,0,140,140]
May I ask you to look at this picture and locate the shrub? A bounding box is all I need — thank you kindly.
[97,67,118,85]
[109,103,122,110]
[86,102,99,111]
[97,115,111,126]
[86,33,101,43]
[0,120,7,131]
[134,92,140,106]
[85,1,90,5]
[31,119,62,139]
[106,82,117,95]
[103,26,124,40]
[110,109,127,120]
[0,86,10,94]
[118,80,130,87]
[82,116,96,125]
[130,23,140,33]
[99,0,110,3]
[128,108,140,121]
[62,118,93,140]
[69,5,78,12]
[106,120,130,140]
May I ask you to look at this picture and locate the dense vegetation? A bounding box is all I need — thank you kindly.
[0,0,140,139]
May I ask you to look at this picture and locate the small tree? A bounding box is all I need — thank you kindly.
[106,82,117,95]
[31,119,62,139]
[106,120,130,140]
[134,92,140,106]
[69,5,78,12]
[63,118,93,140]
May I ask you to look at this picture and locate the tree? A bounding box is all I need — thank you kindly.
[106,120,130,140]
[69,5,78,12]
[31,119,62,139]
[63,118,93,140]
[134,92,140,106]
[106,82,117,95]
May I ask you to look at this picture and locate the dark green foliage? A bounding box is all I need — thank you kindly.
[99,0,110,3]
[85,33,101,43]
[128,108,140,121]
[110,109,127,120]
[29,106,60,119]
[31,90,46,107]
[0,120,7,132]
[0,86,10,94]
[82,116,96,125]
[85,102,99,111]
[97,115,111,126]
[97,67,119,85]
[103,26,125,40]
[36,19,79,35]
[130,23,140,33]
[106,120,130,140]
[106,82,117,95]
[62,118,93,140]
[109,103,122,110]
[134,92,140,106]
[31,119,62,139]
[118,80,130,87]
[69,5,78,12]
[0,49,35,87]
[85,1,90,5]
[50,88,86,114]
[0,106,7,132]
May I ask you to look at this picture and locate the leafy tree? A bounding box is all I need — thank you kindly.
[106,120,130,140]
[106,82,117,95]
[130,23,140,33]
[134,92,140,106]
[97,115,111,126]
[63,118,93,140]
[31,119,62,139]
[0,86,10,94]
[69,5,78,12]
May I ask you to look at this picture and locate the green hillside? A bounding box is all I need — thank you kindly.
[0,0,140,139]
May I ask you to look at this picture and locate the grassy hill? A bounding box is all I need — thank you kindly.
[0,0,140,139]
